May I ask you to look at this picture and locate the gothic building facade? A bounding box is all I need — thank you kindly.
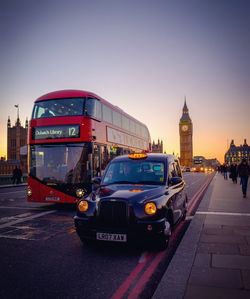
[7,116,28,161]
[225,139,250,165]
[152,139,163,153]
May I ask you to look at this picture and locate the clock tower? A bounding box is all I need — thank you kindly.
[179,98,193,167]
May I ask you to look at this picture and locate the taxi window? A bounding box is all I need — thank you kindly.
[103,160,165,185]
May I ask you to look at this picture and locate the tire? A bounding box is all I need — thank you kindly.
[155,230,171,251]
[182,195,188,221]
[79,236,95,247]
[155,219,172,251]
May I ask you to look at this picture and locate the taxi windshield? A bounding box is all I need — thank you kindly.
[103,160,165,185]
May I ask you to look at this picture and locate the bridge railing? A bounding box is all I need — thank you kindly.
[0,174,27,185]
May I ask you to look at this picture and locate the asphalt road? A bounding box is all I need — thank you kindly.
[0,172,214,299]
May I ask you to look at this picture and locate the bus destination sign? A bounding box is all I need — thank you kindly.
[33,125,80,140]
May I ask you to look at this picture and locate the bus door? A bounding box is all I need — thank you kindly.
[92,144,111,177]
[92,144,101,177]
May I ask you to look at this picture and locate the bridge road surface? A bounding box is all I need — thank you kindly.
[0,172,213,299]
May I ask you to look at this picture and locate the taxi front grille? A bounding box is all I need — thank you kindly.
[98,200,128,227]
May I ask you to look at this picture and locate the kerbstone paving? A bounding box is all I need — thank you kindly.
[153,173,250,298]
[212,254,250,270]
[197,242,240,255]
[189,267,242,289]
[185,285,250,299]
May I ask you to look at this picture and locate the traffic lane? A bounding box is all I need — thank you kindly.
[0,186,78,241]
[0,190,145,298]
[0,173,213,299]
[0,173,210,242]
[0,185,53,209]
[0,226,144,299]
[183,172,212,199]
[110,173,215,299]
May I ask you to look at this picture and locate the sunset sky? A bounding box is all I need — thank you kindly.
[0,0,249,163]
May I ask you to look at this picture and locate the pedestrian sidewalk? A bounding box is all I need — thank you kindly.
[153,173,250,299]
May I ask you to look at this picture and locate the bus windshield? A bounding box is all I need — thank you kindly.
[32,98,85,118]
[29,143,92,189]
[32,97,101,119]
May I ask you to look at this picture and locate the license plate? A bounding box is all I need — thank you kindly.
[96,232,127,242]
[45,196,61,201]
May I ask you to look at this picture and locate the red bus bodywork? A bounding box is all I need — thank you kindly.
[27,90,151,204]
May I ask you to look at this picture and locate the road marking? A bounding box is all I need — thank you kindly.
[68,227,76,234]
[196,211,250,217]
[0,210,56,229]
[0,234,33,240]
[0,190,26,195]
[111,175,214,299]
[111,252,154,299]
[0,206,51,211]
[0,204,51,211]
[138,251,149,263]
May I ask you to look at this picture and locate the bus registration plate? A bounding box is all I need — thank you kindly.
[45,196,61,201]
[96,232,127,242]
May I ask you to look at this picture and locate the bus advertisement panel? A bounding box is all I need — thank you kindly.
[27,90,151,204]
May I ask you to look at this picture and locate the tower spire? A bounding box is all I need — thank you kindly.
[7,116,11,128]
[15,104,21,126]
[180,97,191,122]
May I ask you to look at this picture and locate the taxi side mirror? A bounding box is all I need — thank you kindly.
[91,177,102,191]
[170,177,183,185]
[92,177,101,185]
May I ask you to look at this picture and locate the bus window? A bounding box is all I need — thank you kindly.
[102,104,112,123]
[84,98,101,119]
[122,115,129,131]
[113,111,122,127]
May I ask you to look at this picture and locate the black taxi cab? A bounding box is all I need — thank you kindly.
[74,153,187,249]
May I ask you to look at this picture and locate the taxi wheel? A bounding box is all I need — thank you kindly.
[182,195,188,221]
[156,233,170,251]
[79,236,94,247]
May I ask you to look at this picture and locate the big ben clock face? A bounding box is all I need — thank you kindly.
[181,125,189,132]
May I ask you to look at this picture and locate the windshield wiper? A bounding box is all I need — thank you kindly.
[135,181,159,184]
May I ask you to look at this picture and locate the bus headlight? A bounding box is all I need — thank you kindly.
[144,202,157,215]
[76,189,85,198]
[78,200,89,212]
[27,187,32,197]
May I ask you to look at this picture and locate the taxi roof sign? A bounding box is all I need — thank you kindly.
[128,153,147,159]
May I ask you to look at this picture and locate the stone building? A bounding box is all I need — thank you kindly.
[179,98,193,167]
[225,139,250,165]
[0,114,28,176]
[152,139,163,153]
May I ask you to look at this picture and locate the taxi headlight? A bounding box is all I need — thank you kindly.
[78,200,89,212]
[144,202,157,215]
[27,187,32,197]
[76,188,85,198]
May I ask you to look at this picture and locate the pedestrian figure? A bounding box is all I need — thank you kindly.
[237,159,249,198]
[16,167,23,184]
[229,162,238,184]
[12,166,18,184]
[222,163,228,180]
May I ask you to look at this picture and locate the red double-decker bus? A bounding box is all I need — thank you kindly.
[27,90,151,203]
